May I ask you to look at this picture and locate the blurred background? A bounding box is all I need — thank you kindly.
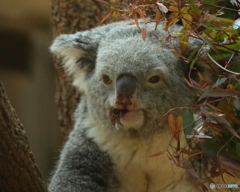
[0,0,64,181]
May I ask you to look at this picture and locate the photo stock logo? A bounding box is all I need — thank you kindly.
[210,183,239,189]
[210,183,215,189]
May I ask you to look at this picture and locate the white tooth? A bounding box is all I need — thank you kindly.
[115,122,123,130]
[115,123,120,130]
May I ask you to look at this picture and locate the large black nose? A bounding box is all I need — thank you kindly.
[115,74,137,109]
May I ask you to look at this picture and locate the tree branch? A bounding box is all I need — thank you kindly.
[50,0,110,135]
[0,82,48,192]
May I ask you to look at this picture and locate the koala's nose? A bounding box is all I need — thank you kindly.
[115,75,137,110]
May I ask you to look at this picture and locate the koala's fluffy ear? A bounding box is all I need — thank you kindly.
[50,32,98,90]
[50,23,119,90]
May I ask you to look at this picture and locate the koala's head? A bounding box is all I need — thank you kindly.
[51,21,197,136]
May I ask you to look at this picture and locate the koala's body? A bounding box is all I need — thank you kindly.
[49,21,202,192]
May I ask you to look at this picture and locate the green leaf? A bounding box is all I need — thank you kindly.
[208,50,230,61]
[198,141,219,161]
[189,4,200,14]
[209,41,240,60]
[231,61,240,73]
[200,35,220,55]
[179,30,189,52]
[217,17,234,27]
[211,73,220,83]
[203,0,215,12]
[215,33,228,43]
[235,110,240,129]
[187,44,203,64]
[183,109,194,142]
[218,1,237,19]
[225,42,240,51]
[237,143,240,157]
[201,20,217,29]
[236,110,240,119]
[181,7,192,30]
[224,27,239,36]
[213,77,228,87]
[198,140,240,161]
[199,77,228,100]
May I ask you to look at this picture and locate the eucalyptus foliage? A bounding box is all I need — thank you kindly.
[100,0,240,181]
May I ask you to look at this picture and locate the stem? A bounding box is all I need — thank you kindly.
[203,3,239,12]
[207,53,240,75]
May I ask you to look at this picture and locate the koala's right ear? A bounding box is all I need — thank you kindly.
[50,22,120,90]
[50,31,99,90]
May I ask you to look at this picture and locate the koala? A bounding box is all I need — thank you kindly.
[49,21,204,192]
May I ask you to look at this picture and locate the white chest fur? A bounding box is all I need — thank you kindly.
[87,125,198,192]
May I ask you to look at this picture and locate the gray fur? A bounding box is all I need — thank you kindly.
[49,21,202,192]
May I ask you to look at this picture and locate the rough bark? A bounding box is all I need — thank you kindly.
[50,0,110,135]
[0,82,48,192]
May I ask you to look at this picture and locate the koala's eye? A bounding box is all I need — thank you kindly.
[102,74,112,85]
[148,75,160,84]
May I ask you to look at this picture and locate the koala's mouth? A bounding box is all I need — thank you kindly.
[109,108,128,127]
[109,108,144,130]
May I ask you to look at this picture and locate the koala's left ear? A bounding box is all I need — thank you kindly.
[50,22,120,90]
[50,31,100,90]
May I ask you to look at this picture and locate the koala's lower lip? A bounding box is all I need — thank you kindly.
[109,108,144,130]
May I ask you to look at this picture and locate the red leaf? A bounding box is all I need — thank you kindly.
[175,116,183,140]
[218,156,240,178]
[149,150,166,157]
[207,89,240,97]
[189,9,200,20]
[214,116,240,139]
[183,77,193,87]
[101,12,112,23]
[154,11,162,30]
[169,6,178,12]
[137,8,149,22]
[142,29,147,41]
[133,14,140,29]
[182,159,199,178]
[164,13,179,31]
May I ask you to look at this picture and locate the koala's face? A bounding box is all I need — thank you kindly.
[85,39,193,134]
[51,21,195,135]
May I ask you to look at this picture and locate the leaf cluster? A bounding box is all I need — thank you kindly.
[99,0,240,184]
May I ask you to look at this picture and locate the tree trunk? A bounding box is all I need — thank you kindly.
[0,1,120,191]
[0,82,48,192]
[50,0,110,136]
